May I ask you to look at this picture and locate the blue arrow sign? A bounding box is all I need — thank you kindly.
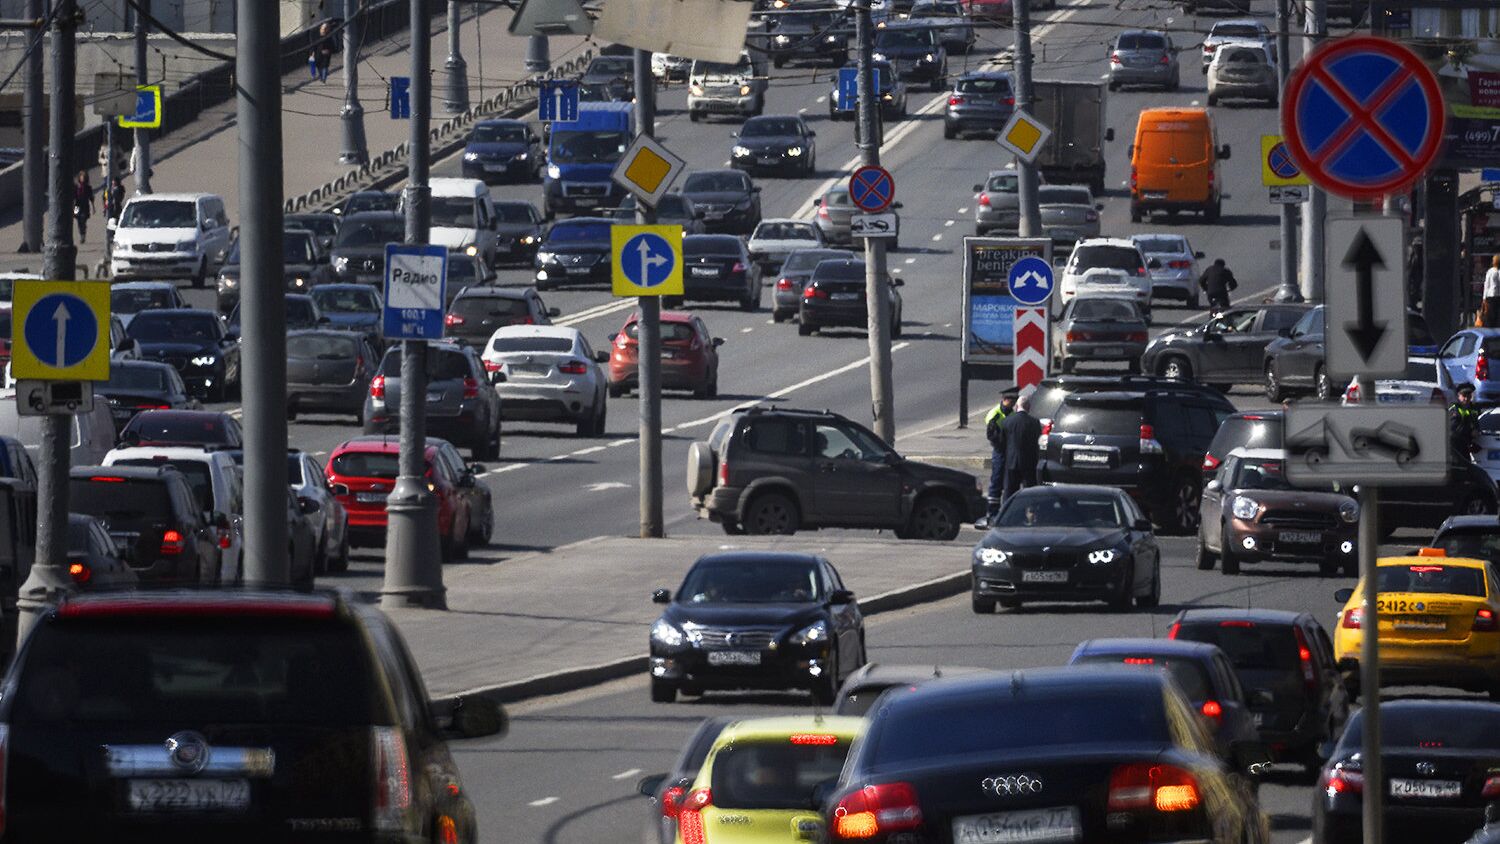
[539,80,580,123]
[24,293,98,369]
[1007,256,1054,306]
[129,91,155,124]
[390,76,411,120]
[1483,168,1500,184]
[621,233,675,288]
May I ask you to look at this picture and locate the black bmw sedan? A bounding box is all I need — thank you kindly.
[971,484,1160,613]
[534,217,613,291]
[730,115,817,177]
[671,234,761,311]
[648,551,865,705]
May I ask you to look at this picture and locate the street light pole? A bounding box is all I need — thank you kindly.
[1272,0,1301,302]
[132,0,152,193]
[634,47,663,539]
[16,0,79,647]
[443,1,468,113]
[525,35,549,74]
[1299,0,1327,302]
[383,0,446,610]
[340,0,369,165]
[237,0,289,586]
[1013,0,1041,238]
[1355,377,1384,844]
[20,0,43,250]
[853,0,895,446]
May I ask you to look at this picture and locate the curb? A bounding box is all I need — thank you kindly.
[435,569,971,707]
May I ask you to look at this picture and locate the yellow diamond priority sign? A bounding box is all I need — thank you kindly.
[611,225,683,297]
[12,280,111,381]
[611,134,686,208]
[996,109,1052,165]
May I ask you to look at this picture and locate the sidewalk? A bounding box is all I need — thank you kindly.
[0,9,584,274]
[379,533,974,703]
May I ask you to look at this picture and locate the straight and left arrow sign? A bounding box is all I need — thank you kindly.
[1325,216,1406,380]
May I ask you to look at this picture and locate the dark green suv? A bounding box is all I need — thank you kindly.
[686,407,985,540]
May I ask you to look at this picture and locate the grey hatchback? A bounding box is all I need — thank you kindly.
[944,70,1014,139]
[363,341,503,459]
[1108,29,1180,91]
[772,247,857,322]
[285,329,381,423]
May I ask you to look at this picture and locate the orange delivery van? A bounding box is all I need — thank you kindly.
[1129,107,1231,223]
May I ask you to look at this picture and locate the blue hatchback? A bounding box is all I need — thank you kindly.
[1437,327,1500,405]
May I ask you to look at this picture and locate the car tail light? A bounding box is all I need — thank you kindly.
[804,285,829,300]
[1065,331,1086,343]
[1139,424,1163,455]
[1483,776,1500,798]
[1202,452,1221,472]
[371,726,412,833]
[1293,626,1318,691]
[777,277,795,290]
[790,733,839,745]
[818,204,830,219]
[1124,331,1148,343]
[483,360,502,373]
[1004,96,1015,105]
[1107,763,1201,813]
[1342,607,1363,629]
[732,262,746,274]
[1205,43,1217,52]
[977,192,991,207]
[370,374,386,399]
[1167,622,1180,639]
[1168,259,1192,269]
[1324,761,1363,795]
[1207,169,1214,188]
[462,377,479,399]
[1110,52,1122,64]
[1475,608,1498,632]
[1085,211,1100,222]
[832,782,923,840]
[559,360,589,375]
[1159,53,1170,64]
[444,313,465,327]
[1200,699,1223,726]
[660,784,686,818]
[0,725,8,837]
[160,529,185,556]
[719,458,729,486]
[90,476,127,483]
[1122,657,1154,665]
[68,561,91,584]
[948,95,964,105]
[617,332,631,350]
[678,788,713,844]
[1130,166,1138,190]
[1430,387,1447,404]
[1479,355,1490,380]
[218,529,232,550]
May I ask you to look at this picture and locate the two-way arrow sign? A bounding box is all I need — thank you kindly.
[1326,216,1407,380]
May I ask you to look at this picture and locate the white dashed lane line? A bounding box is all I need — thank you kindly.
[528,797,559,808]
[612,768,642,780]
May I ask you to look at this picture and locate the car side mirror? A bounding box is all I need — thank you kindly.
[1218,144,1232,160]
[1205,479,1221,494]
[1095,203,1105,211]
[812,198,822,207]
[729,130,738,137]
[435,694,508,740]
[298,497,321,514]
[828,588,855,604]
[548,307,562,317]
[457,473,475,488]
[1127,144,1134,157]
[330,483,349,496]
[468,463,486,475]
[489,370,507,385]
[594,350,609,363]
[1194,251,1206,259]
[317,315,332,325]
[712,337,725,347]
[752,186,762,193]
[1334,587,1354,603]
[1232,741,1273,776]
[652,588,672,604]
[637,773,667,798]
[1105,127,1116,142]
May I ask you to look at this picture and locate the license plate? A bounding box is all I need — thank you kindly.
[1390,778,1461,800]
[511,364,549,376]
[355,492,387,503]
[1144,191,1169,200]
[1021,570,1069,583]
[128,778,251,813]
[1392,617,1447,632]
[759,157,780,165]
[706,650,761,666]
[831,292,860,301]
[566,266,592,275]
[426,390,445,402]
[1279,530,1322,545]
[952,806,1081,844]
[485,163,507,172]
[1094,346,1122,357]
[691,267,718,277]
[574,198,597,207]
[1071,451,1112,466]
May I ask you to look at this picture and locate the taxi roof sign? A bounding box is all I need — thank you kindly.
[12,280,111,382]
[996,109,1051,164]
[611,134,685,208]
[117,85,162,129]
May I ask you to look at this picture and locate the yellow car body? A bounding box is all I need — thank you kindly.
[1333,555,1500,695]
[675,715,865,844]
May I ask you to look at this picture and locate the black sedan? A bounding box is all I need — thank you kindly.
[647,551,866,705]
[1316,701,1500,844]
[679,170,762,235]
[731,115,817,176]
[492,199,546,265]
[773,247,856,322]
[460,118,544,183]
[766,2,848,67]
[334,189,398,217]
[216,229,334,312]
[96,359,199,429]
[284,211,340,252]
[970,484,1161,612]
[124,308,242,402]
[579,54,634,100]
[821,668,1270,843]
[670,234,760,310]
[798,257,902,337]
[330,211,405,285]
[534,217,613,291]
[872,22,948,90]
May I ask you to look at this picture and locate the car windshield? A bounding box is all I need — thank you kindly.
[69,477,173,532]
[111,288,174,314]
[287,216,338,238]
[311,286,379,313]
[656,195,691,217]
[783,250,851,272]
[493,203,535,223]
[330,450,403,479]
[343,193,397,214]
[995,492,1127,528]
[684,173,748,193]
[287,334,356,360]
[471,123,528,143]
[490,336,574,354]
[335,217,403,247]
[111,458,215,512]
[126,313,218,342]
[1133,236,1186,254]
[10,616,380,726]
[124,414,225,445]
[104,365,168,392]
[694,57,753,76]
[824,188,852,206]
[1376,564,1487,597]
[710,739,852,810]
[550,130,626,164]
[379,348,471,380]
[1069,299,1138,321]
[1072,245,1145,274]
[546,222,610,245]
[1230,459,1295,491]
[431,197,476,228]
[1173,622,1299,672]
[587,57,632,76]
[1435,530,1500,560]
[754,222,817,241]
[678,560,820,603]
[448,259,479,285]
[685,238,743,258]
[1039,187,1091,205]
[118,200,196,229]
[875,29,931,49]
[1072,655,1212,700]
[959,77,1011,95]
[1118,33,1166,49]
[283,233,316,264]
[741,118,802,138]
[1341,707,1500,751]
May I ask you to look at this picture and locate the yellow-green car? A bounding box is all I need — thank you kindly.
[675,715,864,844]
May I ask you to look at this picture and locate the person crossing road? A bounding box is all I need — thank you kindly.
[1198,258,1238,311]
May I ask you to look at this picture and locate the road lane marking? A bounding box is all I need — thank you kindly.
[575,445,606,455]
[528,797,559,807]
[958,207,968,214]
[612,768,642,780]
[740,326,754,333]
[904,257,915,264]
[557,298,636,328]
[609,438,632,446]
[944,219,955,227]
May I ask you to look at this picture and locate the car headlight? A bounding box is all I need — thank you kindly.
[790,619,829,646]
[536,251,554,263]
[732,145,751,157]
[514,152,529,161]
[775,34,790,43]
[872,52,887,62]
[786,146,803,157]
[521,235,536,245]
[1231,496,1260,520]
[333,256,349,272]
[1339,499,1360,524]
[463,152,479,161]
[546,163,561,179]
[825,34,839,42]
[690,84,704,95]
[977,547,1011,565]
[190,355,217,367]
[651,619,685,647]
[923,52,935,62]
[465,245,479,257]
[882,92,894,101]
[176,239,197,252]
[739,84,752,96]
[291,276,307,288]
[217,276,237,289]
[1087,549,1116,565]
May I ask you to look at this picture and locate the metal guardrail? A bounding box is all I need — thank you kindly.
[283,50,596,214]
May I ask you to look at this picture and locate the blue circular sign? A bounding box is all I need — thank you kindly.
[1007,256,1054,306]
[849,166,895,213]
[1267,142,1300,179]
[24,293,98,369]
[621,233,675,288]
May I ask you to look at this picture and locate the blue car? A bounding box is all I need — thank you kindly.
[1437,327,1500,405]
[460,118,543,184]
[309,283,383,343]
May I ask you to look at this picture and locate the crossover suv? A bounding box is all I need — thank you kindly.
[1143,304,1311,387]
[686,406,984,539]
[68,465,227,585]
[364,341,503,459]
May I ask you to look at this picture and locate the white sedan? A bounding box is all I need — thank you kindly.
[480,325,609,437]
[746,219,825,274]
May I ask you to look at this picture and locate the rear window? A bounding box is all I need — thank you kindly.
[813,261,865,282]
[624,321,695,342]
[1172,623,1299,671]
[69,478,173,532]
[783,250,852,272]
[453,296,527,320]
[287,334,356,360]
[1213,24,1262,38]
[111,459,215,512]
[1039,187,1091,205]
[984,173,1019,192]
[1341,707,1500,751]
[1221,47,1265,64]
[379,349,471,380]
[1072,245,1144,274]
[959,77,1012,95]
[1377,564,1487,597]
[112,288,174,314]
[105,365,168,392]
[330,450,401,479]
[684,237,743,258]
[1133,236,1185,254]
[1070,655,1212,701]
[124,415,225,445]
[710,738,851,810]
[1211,415,1283,452]
[1118,33,1166,49]
[1054,401,1143,435]
[1435,530,1500,560]
[1142,130,1207,165]
[10,617,381,725]
[1069,299,1139,321]
[490,336,573,354]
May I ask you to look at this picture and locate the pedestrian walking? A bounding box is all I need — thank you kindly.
[980,391,1016,524]
[1198,258,1238,311]
[104,177,126,225]
[1483,256,1500,328]
[310,21,336,82]
[1450,382,1480,465]
[72,170,94,243]
[995,392,1042,508]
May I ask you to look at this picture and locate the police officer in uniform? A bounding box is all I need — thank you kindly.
[980,391,1016,525]
[1450,382,1480,465]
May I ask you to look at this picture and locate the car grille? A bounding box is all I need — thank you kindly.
[1009,550,1079,569]
[133,242,176,253]
[1261,509,1337,530]
[692,627,779,649]
[700,204,734,215]
[565,184,607,197]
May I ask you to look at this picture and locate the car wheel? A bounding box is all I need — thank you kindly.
[1107,80,1118,92]
[1315,365,1333,401]
[740,290,758,311]
[1158,355,1193,381]
[1205,200,1222,223]
[688,111,701,123]
[1136,564,1161,608]
[1196,538,1217,570]
[1221,542,1241,575]
[470,501,493,546]
[891,317,902,339]
[191,258,207,289]
[1060,357,1075,374]
[1342,553,1358,577]
[1264,362,1285,402]
[331,531,350,573]
[608,381,625,398]
[1188,293,1200,309]
[798,321,816,337]
[707,370,719,399]
[650,678,677,703]
[1173,477,1201,534]
[592,401,607,436]
[944,122,956,139]
[905,494,962,541]
[1127,359,1142,374]
[1319,555,1340,576]
[971,590,996,614]
[720,519,744,535]
[743,492,801,535]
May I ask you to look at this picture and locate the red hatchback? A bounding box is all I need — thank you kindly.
[325,437,473,560]
[607,310,723,399]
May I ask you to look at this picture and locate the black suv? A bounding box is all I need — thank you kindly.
[1038,387,1236,532]
[364,341,503,459]
[1141,304,1311,387]
[0,590,505,841]
[1026,373,1226,426]
[444,286,557,347]
[69,465,227,585]
[1169,607,1350,773]
[687,407,984,539]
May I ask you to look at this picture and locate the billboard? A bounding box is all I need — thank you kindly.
[961,238,1052,367]
[1386,30,1500,170]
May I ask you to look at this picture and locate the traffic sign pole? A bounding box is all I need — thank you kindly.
[133,0,154,193]
[854,0,896,447]
[1013,0,1041,239]
[634,47,664,539]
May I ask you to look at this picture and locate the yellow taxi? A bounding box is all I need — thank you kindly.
[1333,551,1500,697]
[675,715,864,844]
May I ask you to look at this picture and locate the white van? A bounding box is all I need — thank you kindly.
[108,193,232,288]
[422,178,499,268]
[0,391,116,467]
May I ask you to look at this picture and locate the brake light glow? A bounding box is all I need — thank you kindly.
[1110,52,1122,64]
[1484,776,1500,798]
[444,313,465,327]
[790,733,840,745]
[804,285,829,300]
[1167,622,1180,639]
[832,782,923,840]
[1130,165,1138,190]
[484,360,502,373]
[160,529,185,556]
[558,360,589,375]
[1293,625,1318,691]
[462,377,479,399]
[1342,607,1362,629]
[977,193,991,207]
[948,95,964,105]
[660,784,686,818]
[777,277,795,290]
[1122,657,1154,665]
[218,529,232,550]
[818,204,830,219]
[68,562,91,584]
[679,788,712,844]
[732,262,746,274]
[370,374,386,399]
[719,458,729,486]
[1004,96,1015,105]
[1409,564,1444,571]
[1345,383,1360,403]
[1159,54,1170,64]
[1475,607,1497,632]
[1139,424,1163,455]
[1200,699,1223,725]
[371,727,412,832]
[1168,259,1193,269]
[1479,355,1490,380]
[1220,620,1255,628]
[1202,453,1221,472]
[1107,764,1200,813]
[1324,761,1363,795]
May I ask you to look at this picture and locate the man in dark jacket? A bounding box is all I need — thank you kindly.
[1198,258,1238,310]
[995,392,1043,505]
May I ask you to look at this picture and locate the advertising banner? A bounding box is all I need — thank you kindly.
[1408,38,1500,170]
[961,238,1052,367]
